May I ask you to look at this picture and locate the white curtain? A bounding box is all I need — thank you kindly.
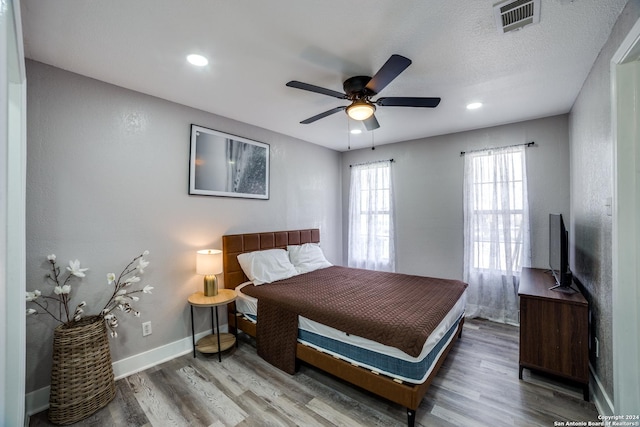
[348,161,396,272]
[463,145,531,325]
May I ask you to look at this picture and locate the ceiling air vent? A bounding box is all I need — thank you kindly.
[493,0,540,33]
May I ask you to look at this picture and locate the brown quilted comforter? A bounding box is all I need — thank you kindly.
[241,266,467,374]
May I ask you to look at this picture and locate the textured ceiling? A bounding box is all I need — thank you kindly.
[20,0,628,151]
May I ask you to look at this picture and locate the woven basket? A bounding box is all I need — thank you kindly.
[48,315,115,425]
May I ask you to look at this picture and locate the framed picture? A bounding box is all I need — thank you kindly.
[189,124,270,199]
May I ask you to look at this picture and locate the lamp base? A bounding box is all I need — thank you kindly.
[204,275,218,296]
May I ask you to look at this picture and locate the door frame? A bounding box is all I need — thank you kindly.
[1,0,27,425]
[610,16,640,415]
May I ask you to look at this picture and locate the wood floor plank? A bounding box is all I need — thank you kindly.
[232,390,296,427]
[107,380,152,426]
[28,319,601,427]
[430,404,487,426]
[298,365,405,426]
[172,363,248,425]
[195,347,335,426]
[151,366,218,425]
[126,371,192,426]
[306,398,367,427]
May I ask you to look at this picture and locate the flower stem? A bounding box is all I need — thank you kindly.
[29,299,64,324]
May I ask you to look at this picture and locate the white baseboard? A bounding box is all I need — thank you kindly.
[24,327,222,419]
[24,387,51,421]
[590,363,614,416]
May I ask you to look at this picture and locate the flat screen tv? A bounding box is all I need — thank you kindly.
[549,213,574,292]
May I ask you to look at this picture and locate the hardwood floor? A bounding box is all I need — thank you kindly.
[29,319,599,426]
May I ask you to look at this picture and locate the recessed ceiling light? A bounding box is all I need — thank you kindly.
[466,102,483,110]
[187,54,208,67]
[350,129,362,134]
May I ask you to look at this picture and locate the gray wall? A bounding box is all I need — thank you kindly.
[25,60,342,393]
[568,0,640,404]
[341,115,571,280]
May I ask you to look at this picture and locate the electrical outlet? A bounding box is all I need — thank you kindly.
[595,336,599,358]
[142,321,152,337]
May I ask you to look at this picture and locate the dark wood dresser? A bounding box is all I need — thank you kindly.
[518,267,589,400]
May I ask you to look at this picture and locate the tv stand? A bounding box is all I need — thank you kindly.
[519,267,589,400]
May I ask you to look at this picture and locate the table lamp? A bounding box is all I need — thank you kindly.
[196,249,222,296]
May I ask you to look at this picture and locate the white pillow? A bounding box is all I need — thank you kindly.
[237,249,299,285]
[287,243,332,274]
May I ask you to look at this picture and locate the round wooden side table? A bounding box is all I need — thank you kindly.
[188,289,237,362]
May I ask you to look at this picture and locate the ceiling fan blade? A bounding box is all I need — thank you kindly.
[363,114,380,131]
[376,97,441,108]
[365,54,412,95]
[300,106,346,124]
[286,81,347,99]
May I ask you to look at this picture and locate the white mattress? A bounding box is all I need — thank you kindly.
[235,281,467,383]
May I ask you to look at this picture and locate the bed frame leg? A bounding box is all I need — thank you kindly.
[407,408,416,427]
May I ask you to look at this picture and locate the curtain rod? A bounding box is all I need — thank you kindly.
[460,142,535,156]
[349,159,394,168]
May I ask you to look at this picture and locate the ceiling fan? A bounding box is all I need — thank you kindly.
[286,54,440,131]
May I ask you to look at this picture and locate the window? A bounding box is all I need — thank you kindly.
[348,161,395,272]
[463,145,530,324]
[468,149,526,272]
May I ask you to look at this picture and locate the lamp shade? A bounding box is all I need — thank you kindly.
[196,249,222,275]
[346,100,376,121]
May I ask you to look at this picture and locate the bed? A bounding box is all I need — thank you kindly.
[222,229,467,427]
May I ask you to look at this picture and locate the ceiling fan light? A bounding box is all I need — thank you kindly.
[346,100,376,121]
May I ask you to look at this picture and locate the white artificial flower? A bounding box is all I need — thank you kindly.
[136,258,149,273]
[115,295,126,303]
[104,314,114,320]
[106,273,116,284]
[143,250,149,256]
[54,286,63,295]
[67,259,89,278]
[26,309,37,315]
[117,289,127,295]
[78,301,86,307]
[26,291,40,301]
[143,285,154,294]
[110,331,118,338]
[131,296,140,302]
[47,254,56,262]
[124,276,141,284]
[74,315,82,321]
[134,311,140,317]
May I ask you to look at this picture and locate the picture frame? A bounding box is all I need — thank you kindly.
[189,124,270,199]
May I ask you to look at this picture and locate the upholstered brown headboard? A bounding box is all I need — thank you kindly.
[222,229,320,290]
